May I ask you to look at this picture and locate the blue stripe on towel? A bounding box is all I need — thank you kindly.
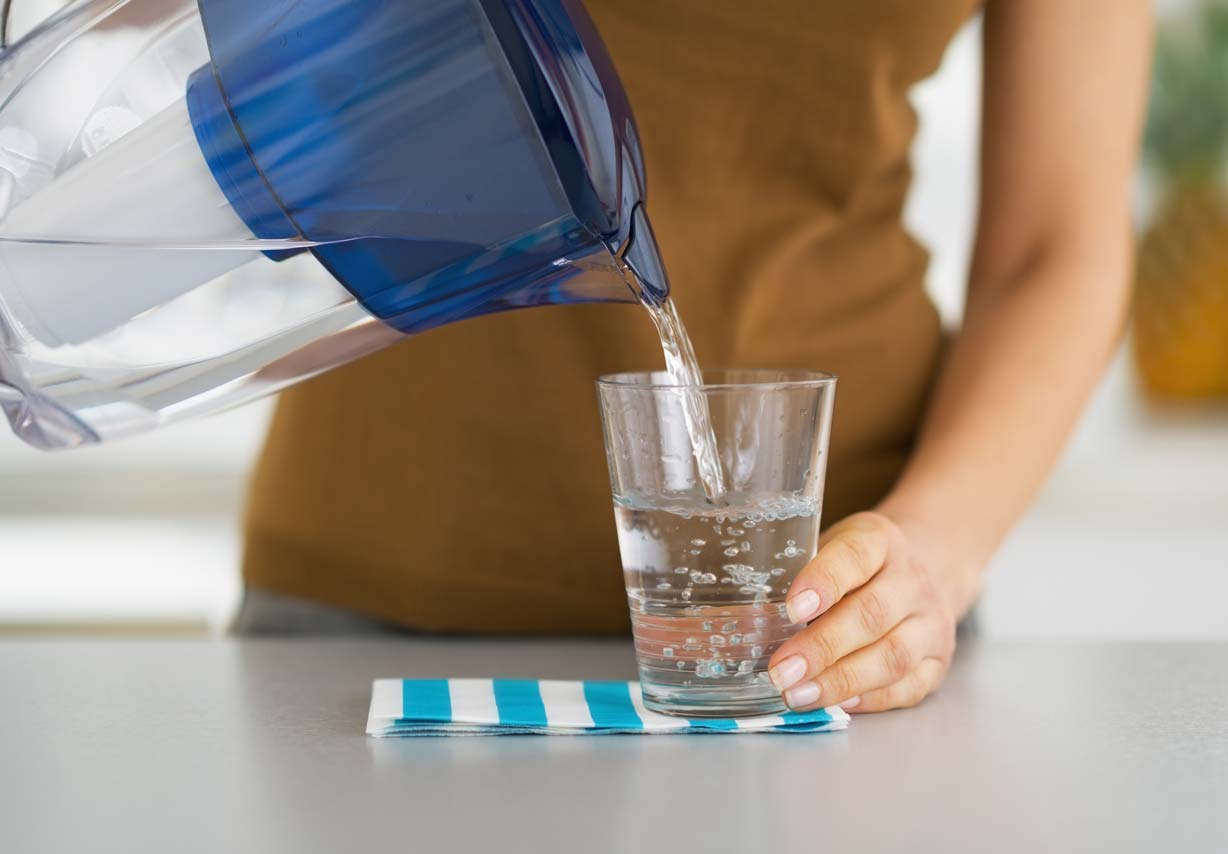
[583,681,643,729]
[690,717,738,731]
[402,678,452,722]
[492,679,548,727]
[781,708,832,725]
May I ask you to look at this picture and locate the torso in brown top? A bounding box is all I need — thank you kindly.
[243,0,977,633]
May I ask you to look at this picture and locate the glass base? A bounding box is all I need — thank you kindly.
[642,690,787,719]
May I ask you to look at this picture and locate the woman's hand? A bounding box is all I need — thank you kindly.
[766,511,966,713]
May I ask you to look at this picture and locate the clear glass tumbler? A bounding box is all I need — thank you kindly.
[597,369,836,717]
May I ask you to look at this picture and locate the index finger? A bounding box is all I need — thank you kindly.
[783,514,889,624]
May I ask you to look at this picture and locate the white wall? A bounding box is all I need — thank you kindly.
[0,403,268,630]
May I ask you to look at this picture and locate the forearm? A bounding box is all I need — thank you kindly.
[877,244,1132,615]
[871,0,1151,616]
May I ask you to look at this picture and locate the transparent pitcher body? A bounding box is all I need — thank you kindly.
[0,0,665,449]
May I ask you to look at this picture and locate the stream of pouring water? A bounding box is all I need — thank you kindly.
[613,257,728,504]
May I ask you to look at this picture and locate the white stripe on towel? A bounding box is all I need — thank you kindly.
[538,679,594,728]
[370,679,404,719]
[735,714,786,730]
[627,681,689,729]
[448,678,499,724]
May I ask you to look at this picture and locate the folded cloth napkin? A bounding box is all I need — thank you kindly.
[366,678,850,736]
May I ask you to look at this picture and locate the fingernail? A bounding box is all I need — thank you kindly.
[768,655,807,691]
[784,681,821,709]
[840,696,861,710]
[786,589,821,624]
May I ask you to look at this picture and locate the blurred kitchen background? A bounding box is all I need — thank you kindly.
[1,0,1225,637]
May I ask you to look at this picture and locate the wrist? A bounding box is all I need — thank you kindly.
[873,495,985,619]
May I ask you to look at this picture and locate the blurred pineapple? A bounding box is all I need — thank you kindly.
[1133,1,1228,400]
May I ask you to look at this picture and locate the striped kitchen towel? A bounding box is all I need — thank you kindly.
[366,679,850,736]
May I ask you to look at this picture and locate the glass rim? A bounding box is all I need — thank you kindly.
[596,368,837,391]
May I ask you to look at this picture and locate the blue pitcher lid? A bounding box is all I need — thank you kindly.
[186,0,655,333]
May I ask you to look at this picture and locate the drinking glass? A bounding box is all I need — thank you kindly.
[597,369,836,717]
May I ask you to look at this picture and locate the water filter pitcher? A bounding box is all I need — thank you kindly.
[0,0,669,448]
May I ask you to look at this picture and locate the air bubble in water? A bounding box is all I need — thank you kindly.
[681,590,692,601]
[737,660,755,673]
[770,567,786,576]
[729,633,743,645]
[710,635,725,646]
[722,621,738,632]
[674,566,689,574]
[751,646,763,657]
[722,563,770,587]
[690,539,706,546]
[753,617,768,628]
[676,660,687,670]
[656,582,671,590]
[695,657,727,678]
[720,539,736,546]
[723,546,739,557]
[701,621,713,632]
[727,527,744,536]
[662,647,674,657]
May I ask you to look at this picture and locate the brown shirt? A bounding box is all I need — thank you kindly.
[242,0,976,633]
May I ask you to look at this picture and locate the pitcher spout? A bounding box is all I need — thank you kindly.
[615,204,670,307]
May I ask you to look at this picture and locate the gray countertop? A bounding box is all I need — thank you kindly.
[1,637,1225,853]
